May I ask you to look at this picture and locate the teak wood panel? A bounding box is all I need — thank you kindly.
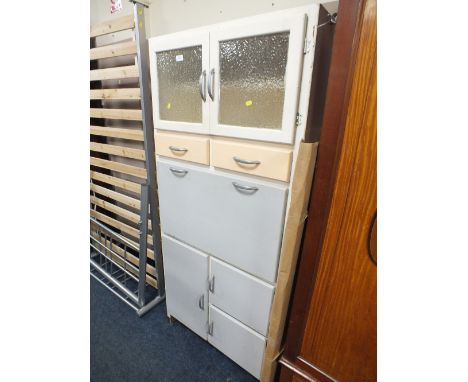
[90,88,141,101]
[90,108,142,121]
[90,41,137,60]
[282,1,377,381]
[90,142,145,160]
[90,157,147,179]
[90,14,134,38]
[90,65,139,81]
[90,126,144,141]
[90,171,141,194]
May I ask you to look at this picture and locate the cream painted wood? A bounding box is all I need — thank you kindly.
[211,139,293,182]
[155,131,210,165]
[209,11,307,144]
[156,158,288,282]
[162,234,209,339]
[209,258,274,336]
[149,30,210,134]
[208,305,266,379]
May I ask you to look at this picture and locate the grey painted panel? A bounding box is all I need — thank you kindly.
[210,257,275,336]
[162,234,208,339]
[157,158,288,282]
[208,305,266,379]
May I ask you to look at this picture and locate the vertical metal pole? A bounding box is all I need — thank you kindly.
[138,183,149,307]
[131,1,166,297]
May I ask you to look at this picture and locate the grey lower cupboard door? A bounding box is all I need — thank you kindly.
[162,234,208,339]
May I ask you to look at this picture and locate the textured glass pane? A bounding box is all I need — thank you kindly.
[157,46,202,123]
[219,32,289,130]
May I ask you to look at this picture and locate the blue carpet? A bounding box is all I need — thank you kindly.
[91,277,257,382]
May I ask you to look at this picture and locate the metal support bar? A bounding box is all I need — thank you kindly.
[138,183,149,306]
[137,295,166,317]
[132,1,165,297]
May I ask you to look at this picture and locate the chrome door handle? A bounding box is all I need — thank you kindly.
[233,156,261,166]
[199,70,206,102]
[232,182,258,193]
[169,168,188,176]
[198,295,205,310]
[169,145,188,153]
[208,68,215,101]
[207,321,214,336]
[208,276,215,293]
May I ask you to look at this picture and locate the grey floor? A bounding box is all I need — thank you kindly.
[91,276,257,382]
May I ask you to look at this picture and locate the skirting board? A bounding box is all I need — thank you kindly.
[260,141,319,382]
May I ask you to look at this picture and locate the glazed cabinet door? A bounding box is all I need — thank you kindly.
[208,12,307,143]
[149,30,210,134]
[162,234,209,339]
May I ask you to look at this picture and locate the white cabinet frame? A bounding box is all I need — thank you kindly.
[209,12,307,144]
[149,30,210,134]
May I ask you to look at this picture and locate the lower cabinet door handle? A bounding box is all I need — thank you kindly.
[198,295,204,310]
[169,168,188,176]
[207,321,214,336]
[232,182,259,193]
[208,276,215,293]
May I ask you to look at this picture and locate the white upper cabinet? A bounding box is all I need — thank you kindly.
[149,30,210,134]
[149,9,308,143]
[209,12,307,144]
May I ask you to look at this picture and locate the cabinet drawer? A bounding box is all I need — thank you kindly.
[162,234,208,340]
[211,139,292,182]
[155,131,210,165]
[209,305,265,379]
[157,158,288,283]
[209,258,274,336]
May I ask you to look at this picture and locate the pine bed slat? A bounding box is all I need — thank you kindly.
[90,15,135,38]
[90,125,144,141]
[90,65,139,81]
[90,142,145,160]
[90,88,141,100]
[90,157,147,179]
[90,41,137,60]
[90,108,142,121]
[90,183,141,210]
[90,171,141,194]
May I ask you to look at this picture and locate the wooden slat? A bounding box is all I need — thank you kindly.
[90,125,144,141]
[90,183,141,209]
[90,65,139,81]
[90,171,141,194]
[90,88,141,100]
[90,142,145,161]
[90,108,142,121]
[90,157,147,179]
[113,253,158,289]
[90,15,135,38]
[91,210,153,246]
[90,41,137,60]
[91,195,152,230]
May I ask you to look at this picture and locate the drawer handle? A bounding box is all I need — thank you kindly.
[233,156,261,166]
[208,276,215,293]
[207,321,214,336]
[169,145,188,153]
[232,182,258,193]
[169,168,188,176]
[198,295,205,311]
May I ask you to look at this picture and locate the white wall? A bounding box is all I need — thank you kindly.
[91,0,338,37]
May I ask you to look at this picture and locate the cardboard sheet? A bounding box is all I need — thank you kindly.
[260,142,319,382]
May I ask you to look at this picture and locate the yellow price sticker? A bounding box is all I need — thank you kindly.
[166,102,171,109]
[245,100,253,107]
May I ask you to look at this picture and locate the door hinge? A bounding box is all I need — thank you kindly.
[296,113,303,126]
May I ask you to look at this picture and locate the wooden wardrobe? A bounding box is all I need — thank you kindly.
[277,0,377,381]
